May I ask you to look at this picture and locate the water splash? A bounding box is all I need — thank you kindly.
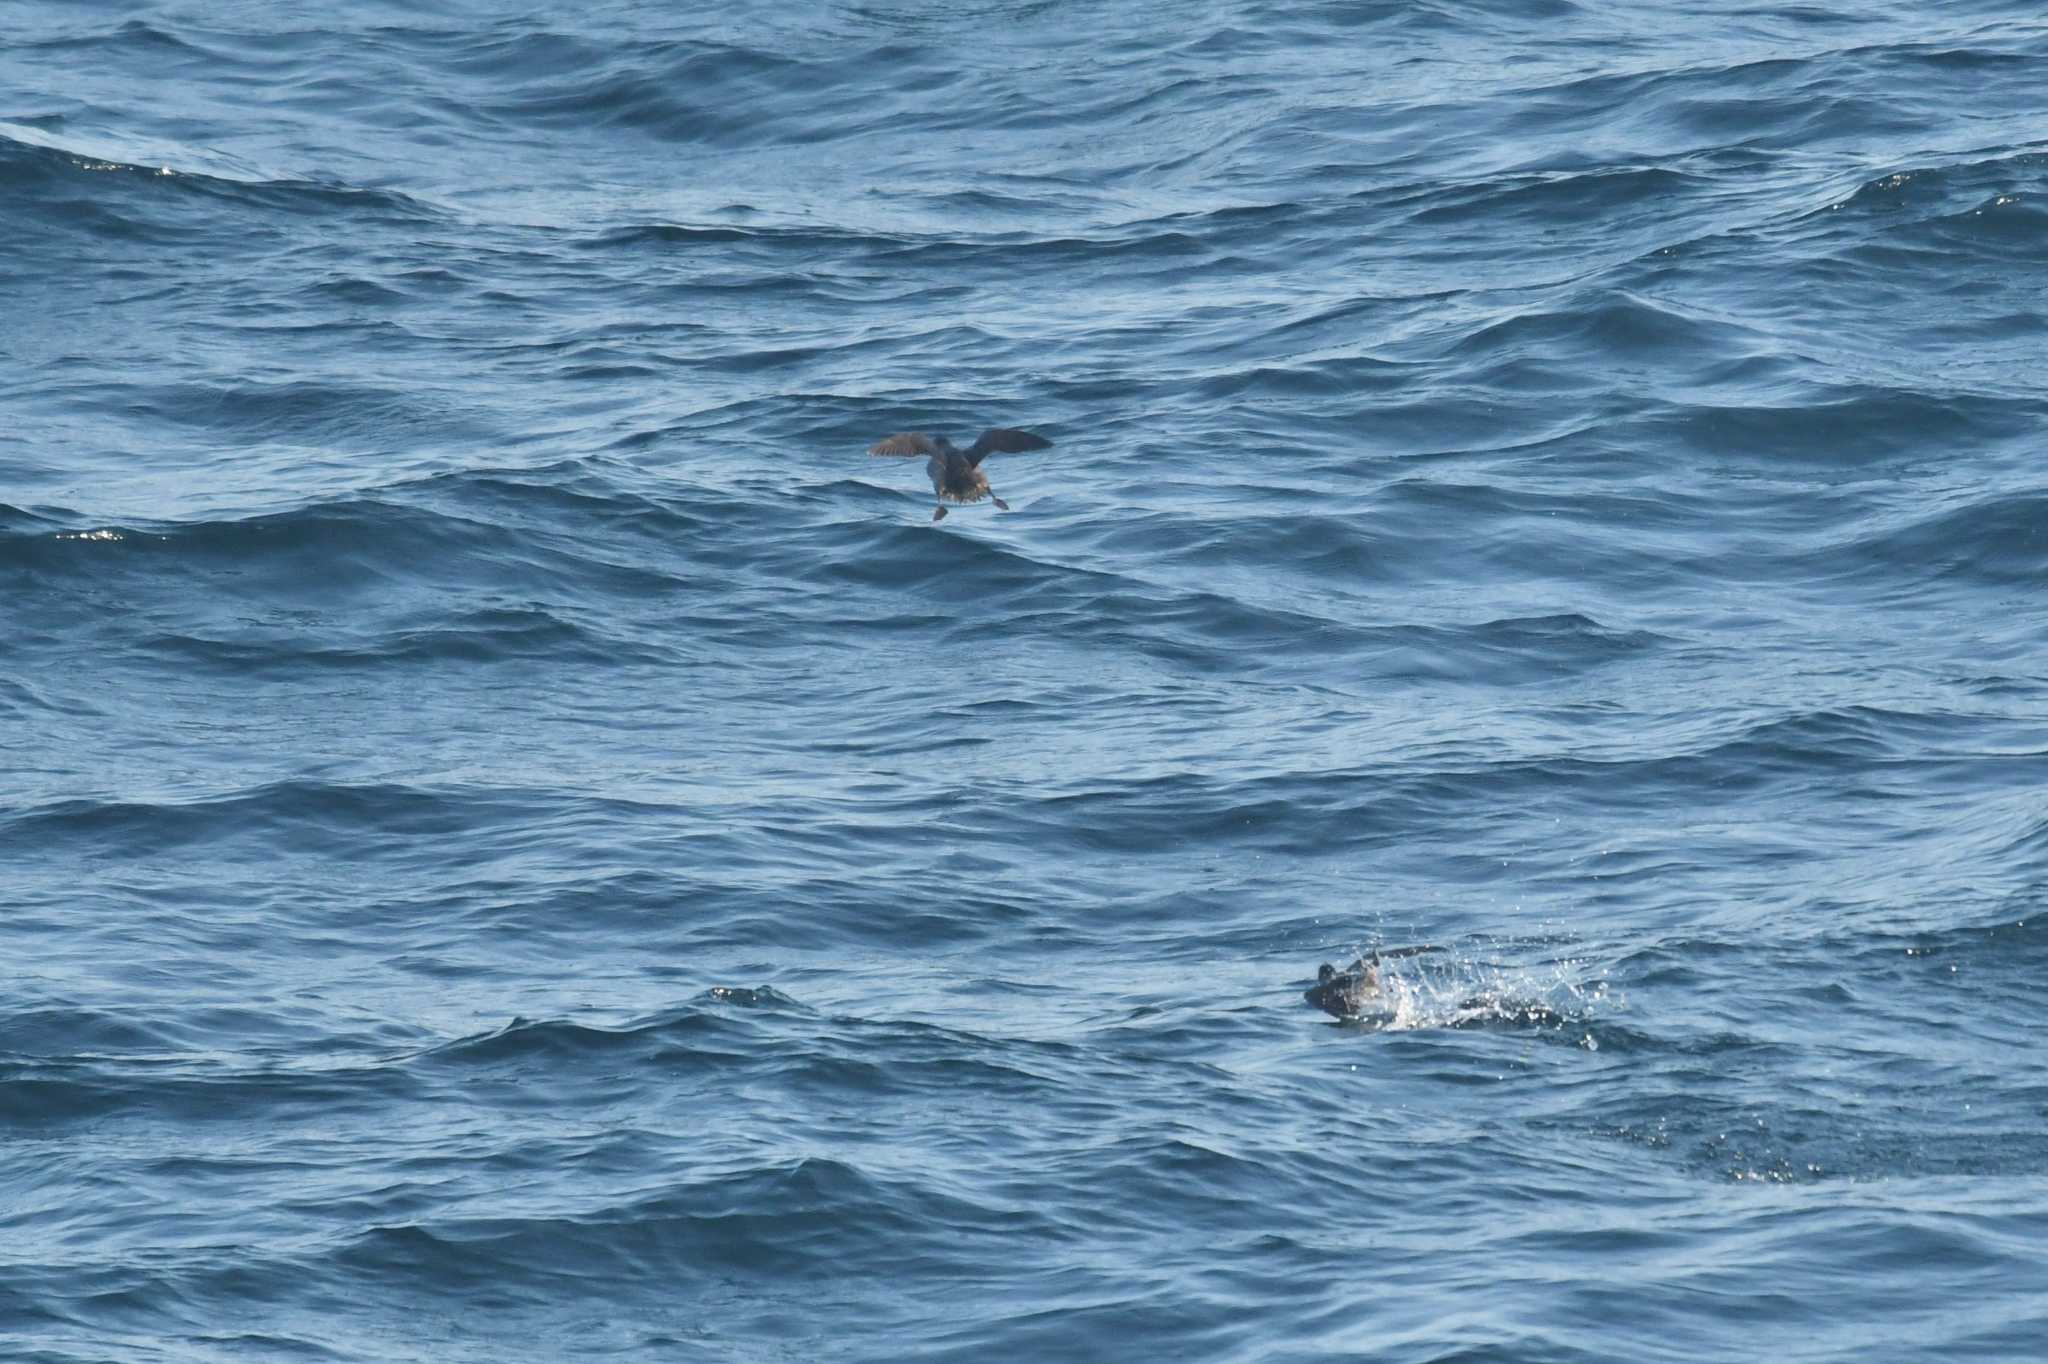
[1333,943,1612,1038]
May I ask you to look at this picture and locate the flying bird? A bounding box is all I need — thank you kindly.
[868,427,1053,520]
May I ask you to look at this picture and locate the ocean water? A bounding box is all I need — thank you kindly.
[5,1,2048,1358]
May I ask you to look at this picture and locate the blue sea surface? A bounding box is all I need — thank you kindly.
[5,2,2048,1359]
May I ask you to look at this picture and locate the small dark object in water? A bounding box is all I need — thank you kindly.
[868,427,1053,521]
[1305,957,1379,1018]
[1304,945,1440,1019]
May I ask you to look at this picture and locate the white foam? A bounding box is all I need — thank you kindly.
[1343,946,1612,1034]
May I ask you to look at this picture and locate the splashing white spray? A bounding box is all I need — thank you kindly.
[1340,944,1611,1035]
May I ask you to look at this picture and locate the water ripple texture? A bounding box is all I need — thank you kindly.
[6,2,2048,1360]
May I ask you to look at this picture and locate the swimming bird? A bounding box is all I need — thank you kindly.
[1303,945,1440,1019]
[868,427,1053,520]
[1305,957,1380,1019]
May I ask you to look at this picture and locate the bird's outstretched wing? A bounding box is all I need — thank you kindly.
[965,428,1052,465]
[869,432,940,457]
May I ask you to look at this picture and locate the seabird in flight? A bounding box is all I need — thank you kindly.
[868,427,1053,520]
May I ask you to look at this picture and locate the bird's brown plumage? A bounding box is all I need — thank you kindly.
[868,432,941,458]
[866,425,1054,519]
[962,428,1053,464]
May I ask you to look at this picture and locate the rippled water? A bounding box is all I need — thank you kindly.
[7,2,2048,1359]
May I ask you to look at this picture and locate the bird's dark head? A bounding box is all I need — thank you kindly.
[1305,956,1379,1018]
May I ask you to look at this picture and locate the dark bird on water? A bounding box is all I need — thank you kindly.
[1303,945,1441,1019]
[868,427,1053,520]
[1305,957,1381,1019]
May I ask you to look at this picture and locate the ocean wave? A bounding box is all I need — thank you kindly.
[2,780,544,856]
[9,3,2048,1357]
[1838,487,2048,585]
[0,125,440,235]
[0,490,685,600]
